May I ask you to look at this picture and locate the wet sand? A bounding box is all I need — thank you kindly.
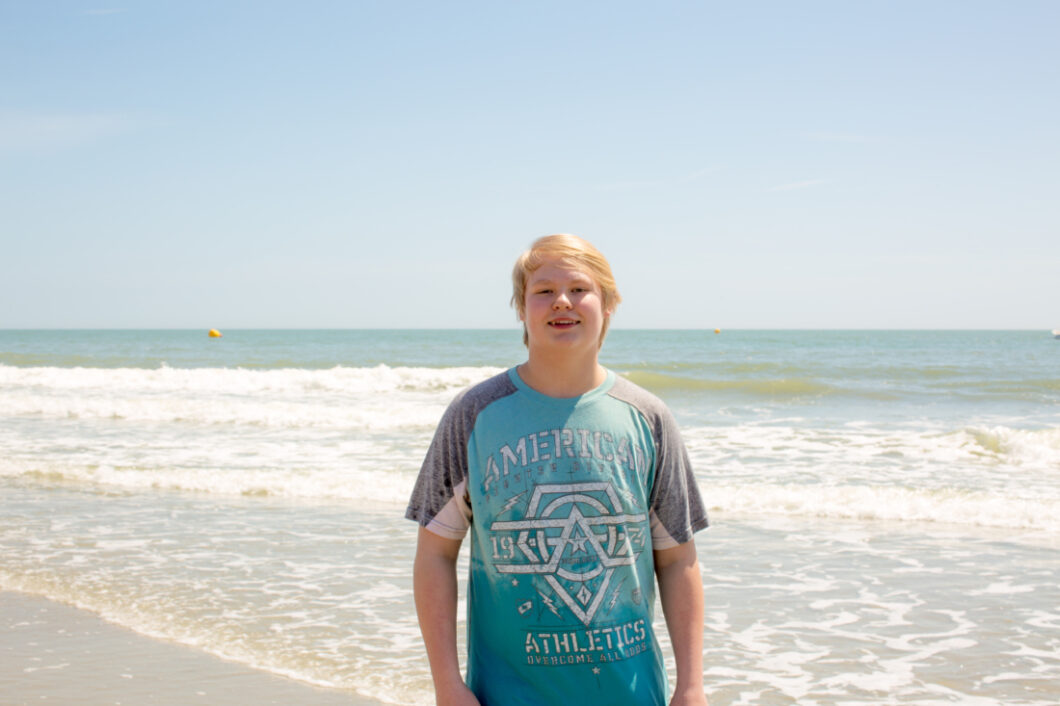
[0,591,386,705]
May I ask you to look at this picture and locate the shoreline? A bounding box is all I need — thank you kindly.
[0,591,386,706]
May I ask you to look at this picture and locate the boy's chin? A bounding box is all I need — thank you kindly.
[529,328,602,349]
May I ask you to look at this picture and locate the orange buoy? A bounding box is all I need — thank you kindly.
[208,329,223,338]
[714,328,721,334]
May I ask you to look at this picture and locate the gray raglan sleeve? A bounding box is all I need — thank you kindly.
[611,376,709,549]
[405,372,516,540]
[646,402,709,548]
[404,388,475,539]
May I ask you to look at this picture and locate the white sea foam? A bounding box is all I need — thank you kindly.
[0,459,418,506]
[0,363,499,394]
[703,482,1060,531]
[685,423,1060,477]
[962,425,1060,466]
[0,364,502,430]
[684,422,1060,530]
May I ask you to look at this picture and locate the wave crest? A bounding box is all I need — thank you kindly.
[707,482,1058,531]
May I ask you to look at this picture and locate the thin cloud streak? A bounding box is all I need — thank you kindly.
[768,179,828,193]
[680,166,721,182]
[0,112,134,151]
[596,166,720,191]
[806,132,879,144]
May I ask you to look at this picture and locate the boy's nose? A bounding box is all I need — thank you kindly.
[552,292,572,309]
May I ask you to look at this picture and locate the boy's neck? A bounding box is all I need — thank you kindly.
[517,351,607,398]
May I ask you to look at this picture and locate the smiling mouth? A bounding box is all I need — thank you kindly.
[549,318,579,328]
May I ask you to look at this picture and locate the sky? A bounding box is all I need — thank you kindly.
[1,0,1057,330]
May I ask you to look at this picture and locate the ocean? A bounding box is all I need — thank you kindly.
[1,329,1057,705]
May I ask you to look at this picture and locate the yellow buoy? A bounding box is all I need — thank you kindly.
[714,328,721,334]
[208,329,223,338]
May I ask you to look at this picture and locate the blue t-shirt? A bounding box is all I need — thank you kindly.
[407,368,708,706]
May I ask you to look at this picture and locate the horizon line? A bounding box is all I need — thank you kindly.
[1,327,1054,333]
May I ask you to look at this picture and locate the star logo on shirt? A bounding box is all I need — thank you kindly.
[489,482,647,625]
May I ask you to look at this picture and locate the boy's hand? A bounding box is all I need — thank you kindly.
[670,685,709,706]
[436,682,482,706]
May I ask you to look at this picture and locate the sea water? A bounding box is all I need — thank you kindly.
[1,329,1057,704]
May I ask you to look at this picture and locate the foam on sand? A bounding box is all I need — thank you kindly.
[0,591,383,705]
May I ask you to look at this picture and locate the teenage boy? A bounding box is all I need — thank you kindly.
[407,234,709,706]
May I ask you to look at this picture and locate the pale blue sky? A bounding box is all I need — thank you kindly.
[2,1,1057,329]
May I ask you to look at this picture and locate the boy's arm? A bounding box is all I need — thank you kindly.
[413,526,481,706]
[655,539,709,706]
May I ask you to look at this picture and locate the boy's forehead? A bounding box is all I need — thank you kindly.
[527,258,594,282]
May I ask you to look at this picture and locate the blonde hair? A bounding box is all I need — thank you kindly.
[510,234,622,347]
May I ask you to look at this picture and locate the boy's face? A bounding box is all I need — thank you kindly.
[521,257,611,354]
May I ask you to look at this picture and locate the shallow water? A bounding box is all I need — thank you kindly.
[1,329,1058,703]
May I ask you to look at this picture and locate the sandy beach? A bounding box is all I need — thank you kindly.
[0,591,384,706]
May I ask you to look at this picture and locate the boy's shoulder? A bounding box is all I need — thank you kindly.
[607,372,676,425]
[442,369,519,420]
[466,368,517,401]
